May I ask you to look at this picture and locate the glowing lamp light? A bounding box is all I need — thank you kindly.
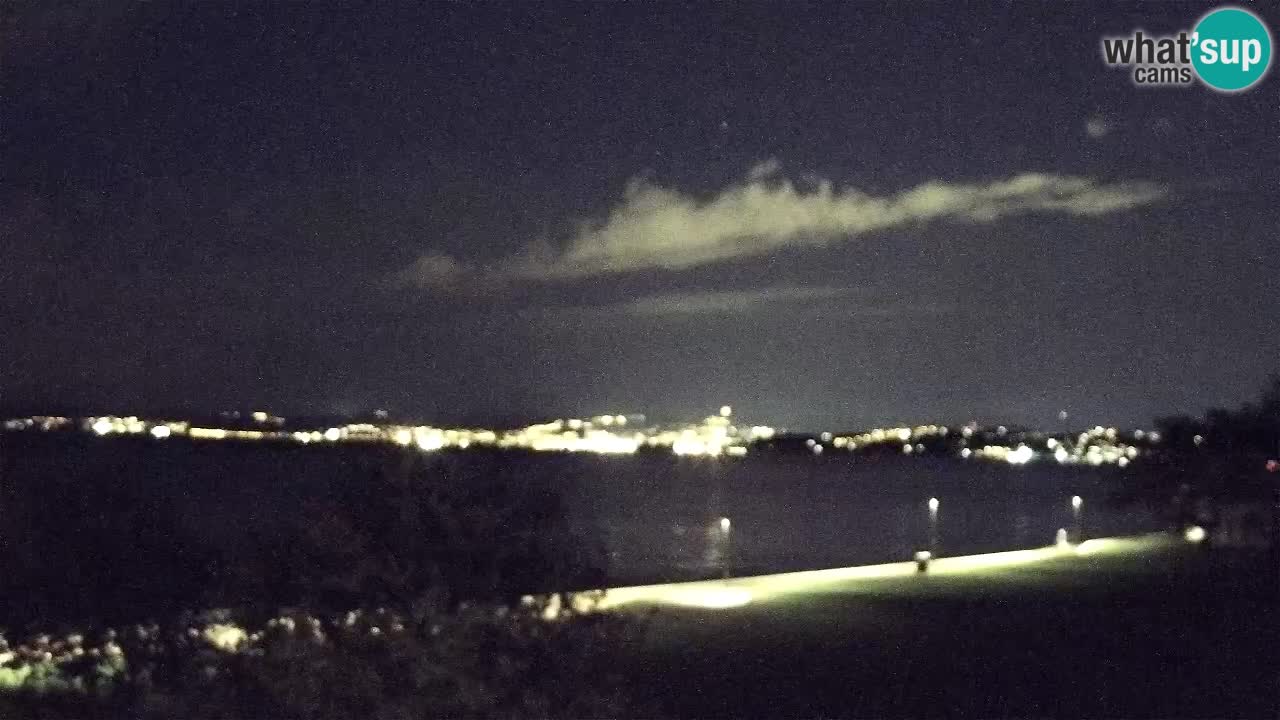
[150,425,171,439]
[914,549,932,573]
[1184,525,1207,543]
[719,517,731,532]
[1071,495,1083,510]
[928,497,939,513]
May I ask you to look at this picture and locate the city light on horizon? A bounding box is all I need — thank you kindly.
[2,408,1160,468]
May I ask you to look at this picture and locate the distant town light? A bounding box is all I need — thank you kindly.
[1006,444,1035,465]
[150,425,171,439]
[415,431,445,452]
[1184,525,1207,543]
[719,405,732,417]
[928,497,939,513]
[1071,495,1083,510]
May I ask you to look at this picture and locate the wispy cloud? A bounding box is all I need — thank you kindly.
[396,164,1166,289]
[620,285,855,316]
[547,285,949,320]
[390,253,467,292]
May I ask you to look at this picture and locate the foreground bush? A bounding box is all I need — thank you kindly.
[1,441,641,716]
[1,597,654,718]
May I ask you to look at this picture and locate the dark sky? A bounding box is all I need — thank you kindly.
[2,2,1278,430]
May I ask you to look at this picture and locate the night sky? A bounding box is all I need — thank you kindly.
[3,2,1278,430]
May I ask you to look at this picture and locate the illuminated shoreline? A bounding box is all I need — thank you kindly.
[2,409,1153,466]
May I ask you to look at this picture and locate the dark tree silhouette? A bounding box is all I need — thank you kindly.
[284,451,607,614]
[1133,374,1280,545]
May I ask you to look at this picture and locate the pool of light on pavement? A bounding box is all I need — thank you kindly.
[590,534,1174,610]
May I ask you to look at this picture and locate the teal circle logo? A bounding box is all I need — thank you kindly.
[1192,7,1272,92]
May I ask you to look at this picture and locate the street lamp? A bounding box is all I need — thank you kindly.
[719,517,732,578]
[1071,495,1084,544]
[927,497,940,556]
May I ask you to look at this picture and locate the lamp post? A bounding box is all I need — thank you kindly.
[1071,495,1084,544]
[928,497,940,556]
[719,516,732,579]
